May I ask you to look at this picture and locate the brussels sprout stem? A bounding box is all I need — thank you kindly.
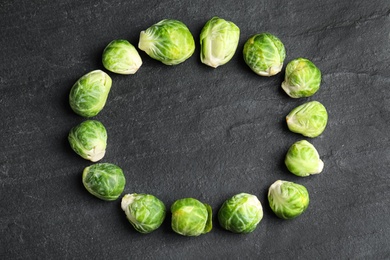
[138,31,153,53]
[87,142,106,162]
[315,160,324,173]
[121,195,137,223]
[281,81,296,96]
[260,64,283,77]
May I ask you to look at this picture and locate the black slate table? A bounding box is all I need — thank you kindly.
[1,0,389,259]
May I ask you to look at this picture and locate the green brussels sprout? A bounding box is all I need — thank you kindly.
[171,198,212,236]
[138,19,195,65]
[102,39,142,74]
[285,140,324,177]
[82,163,126,201]
[218,193,263,234]
[243,33,286,76]
[121,193,166,234]
[268,180,309,219]
[282,58,322,98]
[68,120,107,162]
[200,16,240,68]
[286,101,328,138]
[69,70,112,117]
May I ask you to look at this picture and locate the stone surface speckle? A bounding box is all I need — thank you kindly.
[1,0,390,258]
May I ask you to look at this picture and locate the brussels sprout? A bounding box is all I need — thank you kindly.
[268,180,309,219]
[285,140,324,177]
[69,70,112,117]
[138,19,195,65]
[102,39,142,74]
[68,120,107,162]
[200,16,240,68]
[243,33,286,76]
[121,193,166,234]
[218,193,263,234]
[282,58,322,98]
[286,101,328,138]
[82,163,126,201]
[171,198,212,236]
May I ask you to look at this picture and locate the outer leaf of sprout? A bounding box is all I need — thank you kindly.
[243,33,286,76]
[171,198,212,236]
[200,16,240,68]
[268,180,309,219]
[285,140,324,177]
[138,19,195,65]
[282,58,321,98]
[121,193,166,233]
[68,120,107,162]
[82,163,126,201]
[69,70,112,117]
[218,193,263,233]
[102,39,142,74]
[286,101,328,138]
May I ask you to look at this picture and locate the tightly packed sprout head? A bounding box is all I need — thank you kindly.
[68,120,107,162]
[171,198,212,236]
[286,101,328,138]
[218,193,263,233]
[285,140,324,177]
[282,58,322,98]
[138,19,195,65]
[82,163,126,201]
[102,39,142,74]
[69,70,112,117]
[200,16,240,68]
[121,193,166,234]
[268,180,309,219]
[243,33,286,76]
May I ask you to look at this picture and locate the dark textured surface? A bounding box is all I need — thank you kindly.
[1,0,390,259]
